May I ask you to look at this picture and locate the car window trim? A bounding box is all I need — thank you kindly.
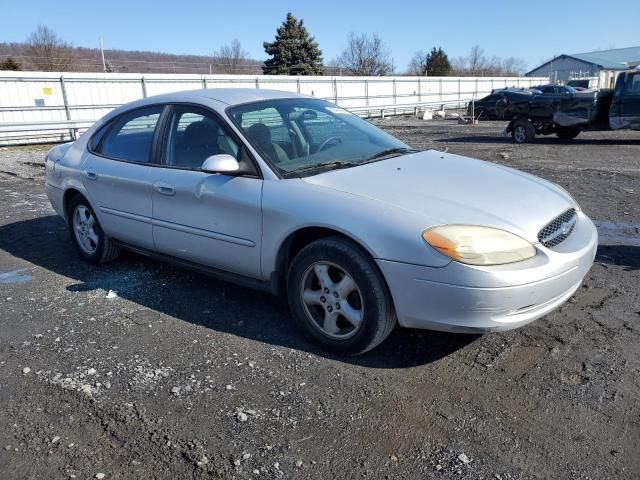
[87,102,261,178]
[156,102,262,179]
[87,104,167,166]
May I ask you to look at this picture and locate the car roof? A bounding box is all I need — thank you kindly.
[142,88,309,107]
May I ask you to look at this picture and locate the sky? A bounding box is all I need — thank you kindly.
[2,0,639,72]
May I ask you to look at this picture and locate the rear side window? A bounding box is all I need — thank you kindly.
[95,106,163,163]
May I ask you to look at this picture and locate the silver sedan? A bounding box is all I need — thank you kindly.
[45,89,597,354]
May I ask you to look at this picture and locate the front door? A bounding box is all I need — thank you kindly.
[150,105,263,278]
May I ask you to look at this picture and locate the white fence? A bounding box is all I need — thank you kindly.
[0,71,547,145]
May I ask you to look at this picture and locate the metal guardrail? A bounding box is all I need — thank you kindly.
[0,73,544,145]
[0,100,471,145]
[348,99,472,117]
[0,120,95,133]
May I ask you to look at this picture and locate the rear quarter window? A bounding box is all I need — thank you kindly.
[89,122,109,151]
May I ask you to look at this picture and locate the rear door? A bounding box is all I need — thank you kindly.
[150,104,263,278]
[83,105,164,250]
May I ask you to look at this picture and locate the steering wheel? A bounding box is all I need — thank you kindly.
[318,136,343,152]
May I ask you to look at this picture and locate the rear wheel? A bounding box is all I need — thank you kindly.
[511,119,536,144]
[67,195,120,264]
[287,237,396,355]
[556,126,580,140]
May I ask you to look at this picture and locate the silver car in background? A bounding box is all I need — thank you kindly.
[45,89,597,354]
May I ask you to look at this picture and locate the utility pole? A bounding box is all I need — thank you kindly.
[99,37,106,72]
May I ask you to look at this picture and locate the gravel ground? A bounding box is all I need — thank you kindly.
[0,119,639,480]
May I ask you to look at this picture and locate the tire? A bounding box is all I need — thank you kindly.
[511,119,536,143]
[67,195,121,264]
[556,126,580,140]
[287,236,396,355]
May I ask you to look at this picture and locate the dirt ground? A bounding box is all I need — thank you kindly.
[0,119,639,480]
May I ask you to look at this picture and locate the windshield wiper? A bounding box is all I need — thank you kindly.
[364,147,419,163]
[282,161,360,177]
[280,149,419,178]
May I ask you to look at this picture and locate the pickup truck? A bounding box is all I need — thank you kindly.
[494,69,640,143]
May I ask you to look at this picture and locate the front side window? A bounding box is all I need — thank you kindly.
[96,106,163,162]
[163,106,240,170]
[228,99,411,177]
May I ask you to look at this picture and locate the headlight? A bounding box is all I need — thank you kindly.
[422,225,536,266]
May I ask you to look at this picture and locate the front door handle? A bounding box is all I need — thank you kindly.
[85,171,98,180]
[154,182,175,196]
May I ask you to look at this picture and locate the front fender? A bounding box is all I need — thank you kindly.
[260,179,450,279]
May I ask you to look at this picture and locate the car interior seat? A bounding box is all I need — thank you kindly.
[246,123,289,164]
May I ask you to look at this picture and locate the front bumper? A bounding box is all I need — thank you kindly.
[377,212,598,333]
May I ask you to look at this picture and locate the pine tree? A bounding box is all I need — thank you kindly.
[0,57,21,71]
[263,13,323,75]
[425,47,452,76]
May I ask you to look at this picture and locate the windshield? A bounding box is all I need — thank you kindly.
[227,98,412,176]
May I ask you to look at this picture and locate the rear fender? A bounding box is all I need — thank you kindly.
[47,142,74,162]
[61,178,97,223]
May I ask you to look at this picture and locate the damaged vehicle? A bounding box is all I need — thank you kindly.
[503,69,640,143]
[469,70,640,143]
[46,89,597,354]
[468,88,535,120]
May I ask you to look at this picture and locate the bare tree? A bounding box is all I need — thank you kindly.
[467,45,486,75]
[335,33,392,76]
[451,56,468,75]
[407,50,426,76]
[501,56,527,76]
[483,55,501,75]
[214,39,250,74]
[26,24,74,71]
[449,47,526,76]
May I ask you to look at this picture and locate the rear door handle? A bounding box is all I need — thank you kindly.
[154,182,175,196]
[85,171,98,180]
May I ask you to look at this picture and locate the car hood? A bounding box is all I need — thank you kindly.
[301,150,575,242]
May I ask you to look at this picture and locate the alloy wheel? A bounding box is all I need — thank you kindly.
[73,205,99,255]
[300,261,364,339]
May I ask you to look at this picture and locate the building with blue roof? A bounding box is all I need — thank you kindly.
[525,46,640,88]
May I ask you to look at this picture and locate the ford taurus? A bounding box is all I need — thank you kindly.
[45,89,597,354]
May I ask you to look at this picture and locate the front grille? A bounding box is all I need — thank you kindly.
[538,208,577,248]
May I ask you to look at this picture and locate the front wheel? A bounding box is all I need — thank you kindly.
[511,119,536,144]
[287,237,396,355]
[556,126,580,140]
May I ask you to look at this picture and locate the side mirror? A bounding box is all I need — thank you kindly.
[201,154,240,174]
